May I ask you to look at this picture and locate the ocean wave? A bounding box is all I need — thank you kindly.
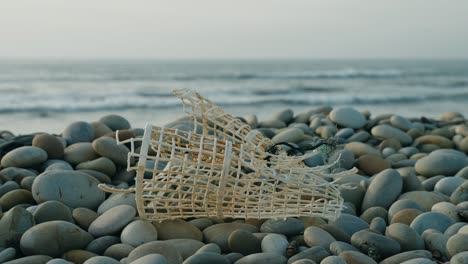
[1,91,466,114]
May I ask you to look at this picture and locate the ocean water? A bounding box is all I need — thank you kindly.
[1,59,467,134]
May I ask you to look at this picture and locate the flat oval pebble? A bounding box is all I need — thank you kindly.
[92,137,130,166]
[126,241,183,264]
[329,214,369,237]
[88,205,136,237]
[99,114,131,131]
[153,219,203,241]
[414,135,454,148]
[73,207,99,230]
[0,189,34,211]
[32,134,64,159]
[350,230,401,260]
[329,241,359,255]
[62,121,94,144]
[357,154,390,175]
[195,243,221,254]
[260,218,304,236]
[63,142,99,165]
[385,223,424,251]
[451,251,468,264]
[43,159,73,171]
[361,169,402,211]
[261,233,288,256]
[188,218,214,231]
[228,229,261,255]
[369,217,386,234]
[431,202,461,222]
[129,253,168,264]
[0,206,34,248]
[97,193,136,214]
[20,220,93,257]
[339,251,377,264]
[1,146,48,168]
[183,252,229,264]
[446,233,468,258]
[415,149,468,177]
[203,223,258,253]
[303,226,335,249]
[344,142,380,157]
[121,220,158,247]
[329,107,366,129]
[451,180,468,204]
[32,170,105,210]
[0,248,16,263]
[272,128,304,144]
[379,250,432,264]
[76,157,116,177]
[2,255,53,264]
[62,250,98,264]
[400,258,436,264]
[33,200,73,223]
[103,243,134,260]
[286,246,329,264]
[398,191,446,211]
[371,124,412,145]
[234,252,287,264]
[83,256,120,264]
[320,256,345,264]
[390,115,413,131]
[166,239,205,260]
[360,207,388,223]
[85,236,120,255]
[410,212,455,234]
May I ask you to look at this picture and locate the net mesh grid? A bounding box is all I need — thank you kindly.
[99,89,356,221]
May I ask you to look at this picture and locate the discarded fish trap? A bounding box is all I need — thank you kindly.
[100,89,355,221]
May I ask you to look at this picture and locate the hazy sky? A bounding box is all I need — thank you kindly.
[1,0,468,59]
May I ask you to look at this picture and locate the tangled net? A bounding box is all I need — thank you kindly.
[99,89,356,222]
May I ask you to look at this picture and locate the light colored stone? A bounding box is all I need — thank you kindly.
[272,128,304,144]
[410,212,455,234]
[371,125,412,145]
[63,142,99,165]
[398,191,447,211]
[329,107,366,129]
[128,254,167,264]
[344,142,380,157]
[92,137,130,166]
[83,256,120,264]
[361,169,402,211]
[153,219,202,241]
[76,157,116,177]
[414,135,454,148]
[1,146,48,168]
[121,220,158,247]
[385,223,424,251]
[99,114,131,131]
[62,121,94,144]
[88,205,136,237]
[20,220,93,257]
[357,154,390,175]
[415,149,467,177]
[390,115,413,131]
[447,233,468,258]
[126,241,183,264]
[303,226,335,249]
[32,170,105,210]
[261,234,288,257]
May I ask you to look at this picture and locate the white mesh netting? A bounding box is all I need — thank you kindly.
[99,89,356,221]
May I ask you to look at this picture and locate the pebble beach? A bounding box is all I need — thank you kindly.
[1,106,468,264]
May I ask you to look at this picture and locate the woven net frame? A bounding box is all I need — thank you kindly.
[99,89,357,222]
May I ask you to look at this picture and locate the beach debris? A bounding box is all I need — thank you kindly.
[99,89,357,221]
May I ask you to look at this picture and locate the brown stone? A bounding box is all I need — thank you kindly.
[357,154,390,176]
[390,208,423,225]
[32,133,65,159]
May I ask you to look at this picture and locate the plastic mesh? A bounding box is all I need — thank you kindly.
[100,89,356,221]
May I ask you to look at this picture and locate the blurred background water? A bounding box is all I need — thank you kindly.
[1,59,467,134]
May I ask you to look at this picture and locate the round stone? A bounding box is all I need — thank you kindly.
[451,180,468,204]
[329,241,359,255]
[414,135,454,148]
[20,220,93,257]
[0,247,16,263]
[339,251,378,264]
[0,146,47,168]
[92,137,130,166]
[329,214,369,237]
[261,233,289,257]
[357,155,390,176]
[83,256,120,264]
[32,133,64,159]
[360,207,388,224]
[166,239,205,260]
[0,189,34,211]
[379,250,432,264]
[188,218,214,231]
[369,217,386,234]
[234,252,287,264]
[272,128,304,144]
[351,230,401,260]
[0,181,20,197]
[90,121,113,139]
[99,114,131,131]
[287,246,330,264]
[85,236,120,255]
[121,220,158,247]
[97,193,136,214]
[43,159,73,171]
[0,207,34,248]
[32,170,105,210]
[62,121,94,144]
[153,219,203,241]
[103,243,134,260]
[451,251,468,264]
[33,200,73,224]
[390,115,413,131]
[398,191,446,211]
[64,142,99,165]
[344,142,380,157]
[76,157,116,177]
[259,217,304,237]
[62,250,98,263]
[390,209,423,225]
[371,125,412,145]
[361,169,403,211]
[203,223,258,253]
[415,149,467,177]
[73,208,99,230]
[126,241,183,264]
[88,205,136,237]
[410,212,455,235]
[2,255,53,263]
[182,252,229,264]
[446,233,468,258]
[388,199,423,223]
[227,229,261,255]
[329,107,366,129]
[304,226,336,249]
[320,256,346,264]
[128,253,168,264]
[431,202,461,222]
[385,223,424,251]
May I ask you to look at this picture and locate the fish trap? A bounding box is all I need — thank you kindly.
[99,89,356,221]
